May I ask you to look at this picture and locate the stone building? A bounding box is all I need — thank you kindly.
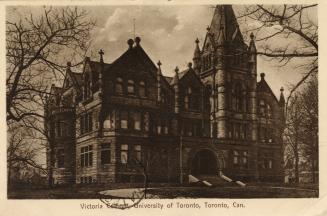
[45,5,285,184]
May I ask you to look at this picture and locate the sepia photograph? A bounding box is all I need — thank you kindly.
[6,3,318,202]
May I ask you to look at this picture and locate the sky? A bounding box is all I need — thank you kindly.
[6,4,317,167]
[7,5,317,97]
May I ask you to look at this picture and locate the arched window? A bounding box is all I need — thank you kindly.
[115,77,123,95]
[234,84,243,112]
[127,80,135,94]
[139,81,146,97]
[184,87,192,110]
[84,74,91,99]
[259,99,266,116]
[184,95,189,110]
[267,104,272,118]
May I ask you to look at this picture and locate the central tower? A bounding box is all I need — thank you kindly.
[193,5,258,141]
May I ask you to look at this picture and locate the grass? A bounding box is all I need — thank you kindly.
[7,183,318,199]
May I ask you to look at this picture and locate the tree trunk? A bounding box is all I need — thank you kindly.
[311,156,316,183]
[294,150,299,184]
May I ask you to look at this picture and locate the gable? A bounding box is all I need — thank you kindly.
[107,45,157,77]
[257,80,279,103]
[179,68,204,90]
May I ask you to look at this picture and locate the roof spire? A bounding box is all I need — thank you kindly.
[193,38,201,59]
[279,87,285,106]
[172,66,179,85]
[66,62,72,73]
[209,5,243,44]
[249,32,257,53]
[98,49,104,63]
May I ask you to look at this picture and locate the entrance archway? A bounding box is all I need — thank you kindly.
[191,149,218,175]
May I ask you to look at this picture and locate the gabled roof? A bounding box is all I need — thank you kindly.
[164,76,173,84]
[107,43,157,74]
[168,66,204,86]
[50,85,62,95]
[257,75,279,102]
[88,60,111,74]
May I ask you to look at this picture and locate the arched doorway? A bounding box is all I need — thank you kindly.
[191,149,218,175]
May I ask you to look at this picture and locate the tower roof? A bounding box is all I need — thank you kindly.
[193,38,201,59]
[208,5,244,44]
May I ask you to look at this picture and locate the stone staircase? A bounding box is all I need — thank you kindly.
[197,175,236,187]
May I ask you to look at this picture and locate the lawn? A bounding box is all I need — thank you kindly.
[7,183,318,199]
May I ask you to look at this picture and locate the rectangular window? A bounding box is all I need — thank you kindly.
[81,145,93,167]
[121,144,129,164]
[88,113,93,131]
[80,113,93,134]
[242,151,248,168]
[134,145,141,162]
[268,159,273,169]
[134,112,141,130]
[163,119,168,134]
[56,121,62,137]
[80,116,84,134]
[120,111,128,129]
[57,149,64,168]
[101,150,110,164]
[143,112,149,132]
[240,124,245,139]
[101,143,111,165]
[233,150,239,165]
[157,119,162,134]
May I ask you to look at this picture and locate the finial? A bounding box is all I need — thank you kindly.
[157,60,162,67]
[135,36,141,45]
[260,73,265,79]
[195,38,199,44]
[206,26,210,31]
[280,87,284,92]
[98,49,104,62]
[175,66,179,73]
[188,62,192,68]
[127,39,134,49]
[250,32,254,40]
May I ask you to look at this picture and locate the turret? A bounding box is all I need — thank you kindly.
[279,87,286,123]
[172,67,179,114]
[247,33,258,143]
[248,32,257,68]
[98,49,104,95]
[193,38,201,75]
[157,60,162,102]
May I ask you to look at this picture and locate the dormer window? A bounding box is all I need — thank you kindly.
[115,77,123,95]
[127,80,135,94]
[84,74,91,99]
[139,81,146,97]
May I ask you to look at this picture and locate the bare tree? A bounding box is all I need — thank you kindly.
[6,6,95,124]
[283,74,318,183]
[237,4,318,104]
[283,94,302,183]
[6,6,96,188]
[298,75,318,183]
[7,123,47,186]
